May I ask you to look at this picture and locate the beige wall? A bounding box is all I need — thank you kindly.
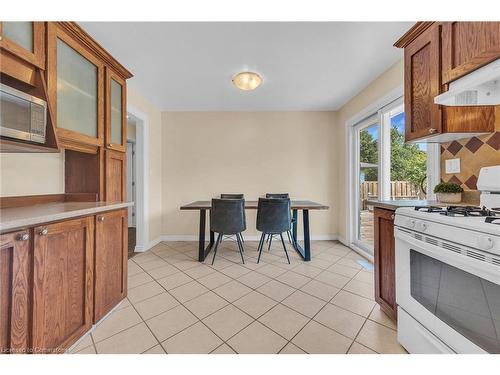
[0,152,65,196]
[162,111,339,239]
[126,88,163,243]
[335,59,404,241]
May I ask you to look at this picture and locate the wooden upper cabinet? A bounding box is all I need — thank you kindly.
[404,24,442,142]
[0,22,45,69]
[106,68,127,152]
[441,22,500,83]
[94,209,128,322]
[32,217,94,353]
[0,230,32,354]
[396,22,497,142]
[47,23,104,153]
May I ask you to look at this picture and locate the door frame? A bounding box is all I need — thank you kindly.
[345,85,440,259]
[126,105,149,252]
[126,141,136,227]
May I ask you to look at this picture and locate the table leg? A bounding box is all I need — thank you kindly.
[292,209,298,245]
[303,209,311,261]
[198,209,206,261]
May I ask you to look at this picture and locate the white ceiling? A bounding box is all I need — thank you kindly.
[80,22,411,111]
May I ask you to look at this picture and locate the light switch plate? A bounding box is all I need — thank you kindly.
[445,158,461,174]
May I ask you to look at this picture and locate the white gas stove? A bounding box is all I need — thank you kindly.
[394,165,500,354]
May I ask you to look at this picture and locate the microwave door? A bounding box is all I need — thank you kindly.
[0,89,32,141]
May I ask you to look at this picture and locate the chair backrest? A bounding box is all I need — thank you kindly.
[210,198,246,234]
[256,198,291,233]
[265,193,289,199]
[220,193,244,199]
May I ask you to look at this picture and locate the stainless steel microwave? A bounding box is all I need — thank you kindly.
[0,83,47,144]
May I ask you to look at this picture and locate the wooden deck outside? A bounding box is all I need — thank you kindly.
[359,209,374,246]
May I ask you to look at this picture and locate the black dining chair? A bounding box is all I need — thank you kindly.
[265,193,296,250]
[256,197,291,264]
[219,194,245,244]
[210,198,246,265]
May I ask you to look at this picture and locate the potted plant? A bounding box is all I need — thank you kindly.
[433,182,464,204]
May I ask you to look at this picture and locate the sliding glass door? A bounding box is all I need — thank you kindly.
[350,97,434,255]
[354,116,379,250]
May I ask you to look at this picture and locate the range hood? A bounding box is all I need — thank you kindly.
[434,59,500,106]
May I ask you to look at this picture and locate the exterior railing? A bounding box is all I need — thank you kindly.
[360,181,421,209]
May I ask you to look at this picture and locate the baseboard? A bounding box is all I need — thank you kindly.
[134,236,163,253]
[159,234,340,242]
[348,242,374,263]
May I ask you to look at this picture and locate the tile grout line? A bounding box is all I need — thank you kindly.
[122,240,377,354]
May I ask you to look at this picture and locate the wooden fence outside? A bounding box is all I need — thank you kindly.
[360,181,420,209]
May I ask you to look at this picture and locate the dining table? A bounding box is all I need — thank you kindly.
[180,200,329,262]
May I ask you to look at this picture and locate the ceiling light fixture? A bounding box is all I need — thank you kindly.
[232,71,262,91]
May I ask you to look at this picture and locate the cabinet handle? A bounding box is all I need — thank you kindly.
[39,228,48,236]
[98,216,105,222]
[108,143,113,147]
[391,214,395,220]
[17,233,30,241]
[428,128,437,134]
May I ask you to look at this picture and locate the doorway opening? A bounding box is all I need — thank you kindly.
[126,117,137,258]
[125,107,149,254]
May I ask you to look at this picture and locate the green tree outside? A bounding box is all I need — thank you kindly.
[360,126,427,190]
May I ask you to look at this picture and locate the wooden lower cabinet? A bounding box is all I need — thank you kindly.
[32,217,94,353]
[0,230,32,354]
[373,207,397,321]
[94,209,128,322]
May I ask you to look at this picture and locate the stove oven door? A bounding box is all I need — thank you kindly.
[395,227,500,354]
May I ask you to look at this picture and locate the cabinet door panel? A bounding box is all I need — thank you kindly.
[0,22,45,69]
[105,68,127,152]
[94,209,128,322]
[47,23,104,151]
[404,24,442,141]
[374,208,397,321]
[105,149,126,202]
[0,230,31,354]
[32,217,94,353]
[442,22,500,83]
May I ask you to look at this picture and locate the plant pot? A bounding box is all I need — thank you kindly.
[437,192,462,204]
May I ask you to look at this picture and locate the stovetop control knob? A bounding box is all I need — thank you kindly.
[416,221,427,232]
[477,236,494,251]
[406,219,416,228]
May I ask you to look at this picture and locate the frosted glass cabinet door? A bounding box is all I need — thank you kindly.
[106,69,126,152]
[110,79,123,145]
[3,22,33,52]
[0,22,45,69]
[56,38,99,139]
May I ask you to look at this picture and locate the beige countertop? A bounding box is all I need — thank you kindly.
[0,201,133,233]
[366,200,476,211]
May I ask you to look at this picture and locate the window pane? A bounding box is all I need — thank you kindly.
[358,122,379,247]
[57,39,98,138]
[3,22,33,52]
[390,111,427,199]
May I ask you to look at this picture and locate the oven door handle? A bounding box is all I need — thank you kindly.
[395,228,500,285]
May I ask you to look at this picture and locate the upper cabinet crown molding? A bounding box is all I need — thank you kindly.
[56,22,133,80]
[394,22,435,48]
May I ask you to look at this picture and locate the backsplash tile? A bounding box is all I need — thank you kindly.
[441,131,500,191]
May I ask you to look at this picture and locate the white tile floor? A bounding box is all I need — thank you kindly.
[69,240,406,354]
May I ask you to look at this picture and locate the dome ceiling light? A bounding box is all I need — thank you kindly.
[232,71,262,91]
